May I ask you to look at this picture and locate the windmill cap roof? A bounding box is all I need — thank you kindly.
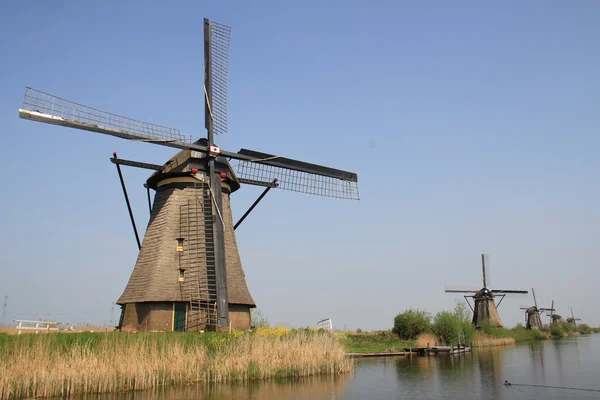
[146,139,240,191]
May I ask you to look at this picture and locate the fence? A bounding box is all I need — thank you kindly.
[14,320,61,334]
[317,318,333,330]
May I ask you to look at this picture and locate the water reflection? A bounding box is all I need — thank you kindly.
[75,375,350,400]
[476,346,507,398]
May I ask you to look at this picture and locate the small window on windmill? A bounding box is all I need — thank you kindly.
[178,269,185,282]
[176,238,184,252]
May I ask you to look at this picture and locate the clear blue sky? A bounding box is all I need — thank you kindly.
[0,1,598,329]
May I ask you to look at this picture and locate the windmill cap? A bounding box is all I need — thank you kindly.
[145,140,240,192]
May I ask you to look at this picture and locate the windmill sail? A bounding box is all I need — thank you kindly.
[482,254,491,288]
[204,18,231,137]
[19,87,184,144]
[19,86,360,201]
[235,150,360,200]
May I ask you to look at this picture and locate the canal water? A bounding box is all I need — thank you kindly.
[87,335,600,399]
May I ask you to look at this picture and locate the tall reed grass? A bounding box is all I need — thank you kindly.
[0,329,351,399]
[472,332,516,347]
[415,333,439,348]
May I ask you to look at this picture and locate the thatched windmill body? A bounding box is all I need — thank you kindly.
[18,18,359,332]
[445,254,528,329]
[519,288,552,330]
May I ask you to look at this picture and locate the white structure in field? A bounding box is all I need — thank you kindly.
[317,317,333,330]
[15,320,59,334]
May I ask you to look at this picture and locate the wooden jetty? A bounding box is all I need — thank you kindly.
[346,345,471,358]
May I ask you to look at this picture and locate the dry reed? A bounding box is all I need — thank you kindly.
[415,333,439,348]
[472,332,516,347]
[0,330,352,399]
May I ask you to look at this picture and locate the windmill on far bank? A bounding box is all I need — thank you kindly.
[18,18,359,333]
[519,288,552,330]
[445,254,528,329]
[567,307,582,327]
[543,300,561,324]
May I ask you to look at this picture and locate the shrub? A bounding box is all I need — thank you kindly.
[251,309,270,328]
[577,324,592,334]
[461,319,476,343]
[392,309,431,340]
[550,323,563,338]
[433,311,462,345]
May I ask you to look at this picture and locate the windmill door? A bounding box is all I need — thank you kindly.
[173,303,187,332]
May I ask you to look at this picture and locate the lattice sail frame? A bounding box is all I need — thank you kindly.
[235,160,360,200]
[20,87,184,143]
[207,20,232,136]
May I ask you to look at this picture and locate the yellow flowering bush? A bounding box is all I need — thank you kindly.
[253,326,288,338]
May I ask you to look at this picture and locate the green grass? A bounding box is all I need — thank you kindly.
[0,331,225,355]
[337,331,413,353]
[478,322,548,342]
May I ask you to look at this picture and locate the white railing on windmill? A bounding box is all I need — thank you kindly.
[317,318,333,330]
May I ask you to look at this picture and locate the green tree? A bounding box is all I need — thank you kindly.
[433,311,462,345]
[453,299,471,322]
[550,322,563,338]
[577,324,592,334]
[392,308,432,340]
[251,309,270,328]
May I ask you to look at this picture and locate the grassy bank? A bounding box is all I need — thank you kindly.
[0,328,351,400]
[470,323,546,346]
[337,331,413,353]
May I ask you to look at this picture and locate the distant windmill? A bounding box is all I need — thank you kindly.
[445,254,528,329]
[546,300,561,324]
[519,288,552,330]
[566,307,582,327]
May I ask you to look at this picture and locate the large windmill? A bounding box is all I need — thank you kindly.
[567,307,582,327]
[445,254,528,329]
[18,18,359,332]
[519,288,552,330]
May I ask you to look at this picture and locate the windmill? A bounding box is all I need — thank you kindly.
[566,307,582,327]
[519,288,552,330]
[18,18,359,332]
[545,300,561,324]
[445,254,528,329]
